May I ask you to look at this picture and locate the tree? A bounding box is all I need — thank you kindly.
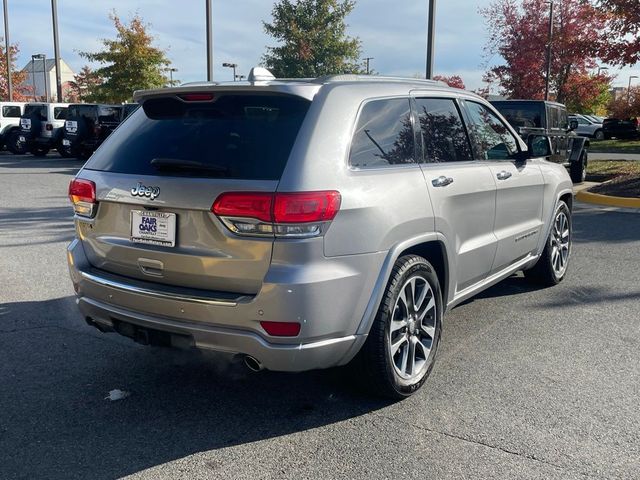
[262,0,363,77]
[598,0,640,66]
[481,0,608,106]
[0,39,30,101]
[608,86,640,119]
[433,75,466,89]
[66,66,103,102]
[79,13,172,103]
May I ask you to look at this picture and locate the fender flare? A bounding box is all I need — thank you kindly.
[568,136,589,164]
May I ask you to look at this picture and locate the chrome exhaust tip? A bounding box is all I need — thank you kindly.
[243,355,263,372]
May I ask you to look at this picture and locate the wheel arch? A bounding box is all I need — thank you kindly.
[569,136,589,164]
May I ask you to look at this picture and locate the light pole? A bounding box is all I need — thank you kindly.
[364,57,374,75]
[164,67,177,86]
[3,0,13,101]
[222,62,237,81]
[597,66,608,76]
[32,54,47,102]
[51,0,62,101]
[235,74,245,81]
[629,76,639,105]
[206,0,213,81]
[544,1,554,101]
[425,0,436,79]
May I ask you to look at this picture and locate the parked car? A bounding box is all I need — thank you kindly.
[583,114,605,124]
[602,118,640,140]
[491,100,589,183]
[16,102,70,157]
[0,102,26,151]
[68,69,573,398]
[568,114,604,140]
[62,104,124,159]
[121,103,140,119]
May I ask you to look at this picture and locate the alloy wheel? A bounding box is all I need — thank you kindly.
[550,210,570,277]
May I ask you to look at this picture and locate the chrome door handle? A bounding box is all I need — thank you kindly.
[496,171,512,180]
[432,176,454,187]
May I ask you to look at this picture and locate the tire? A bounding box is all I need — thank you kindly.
[6,130,27,155]
[29,146,50,157]
[57,144,72,158]
[354,254,442,399]
[570,151,587,184]
[593,130,604,141]
[524,201,571,287]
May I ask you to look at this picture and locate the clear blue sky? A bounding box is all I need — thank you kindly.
[2,0,638,91]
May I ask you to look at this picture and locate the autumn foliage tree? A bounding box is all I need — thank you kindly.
[0,39,30,101]
[481,0,610,112]
[433,75,466,89]
[67,66,103,102]
[608,86,640,119]
[262,0,363,77]
[598,0,640,66]
[79,13,172,103]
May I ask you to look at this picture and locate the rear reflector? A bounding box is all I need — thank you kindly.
[68,178,96,217]
[179,93,215,102]
[260,321,301,337]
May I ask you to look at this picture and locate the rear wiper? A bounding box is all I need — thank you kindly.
[150,158,229,175]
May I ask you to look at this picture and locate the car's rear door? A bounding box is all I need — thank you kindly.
[411,94,498,294]
[75,91,311,295]
[462,100,544,273]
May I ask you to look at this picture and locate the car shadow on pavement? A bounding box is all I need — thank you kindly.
[0,296,392,480]
[572,206,640,244]
[0,206,74,247]
[0,153,84,175]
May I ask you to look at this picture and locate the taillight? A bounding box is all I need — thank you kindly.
[212,191,341,238]
[260,321,301,337]
[179,93,215,102]
[68,178,96,217]
[45,123,53,131]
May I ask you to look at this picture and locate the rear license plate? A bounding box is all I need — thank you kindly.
[130,211,176,247]
[18,136,25,142]
[62,139,70,146]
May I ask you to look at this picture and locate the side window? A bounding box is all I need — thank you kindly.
[2,106,21,118]
[54,107,67,120]
[414,98,473,163]
[349,98,414,168]
[559,109,568,129]
[548,107,559,129]
[465,101,520,161]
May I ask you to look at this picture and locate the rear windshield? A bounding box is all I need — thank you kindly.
[491,102,544,128]
[98,106,122,122]
[85,94,310,180]
[68,105,97,120]
[54,107,67,120]
[24,105,47,120]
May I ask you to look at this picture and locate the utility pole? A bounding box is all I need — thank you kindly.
[164,67,177,86]
[425,0,436,79]
[364,57,374,75]
[51,0,62,101]
[3,0,12,101]
[629,76,639,105]
[544,1,554,101]
[205,0,213,81]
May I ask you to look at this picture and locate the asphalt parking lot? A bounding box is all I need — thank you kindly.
[1,153,639,480]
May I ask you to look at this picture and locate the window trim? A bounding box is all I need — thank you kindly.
[410,95,476,165]
[347,95,421,171]
[461,99,526,163]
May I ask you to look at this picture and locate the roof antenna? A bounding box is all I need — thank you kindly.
[248,67,276,82]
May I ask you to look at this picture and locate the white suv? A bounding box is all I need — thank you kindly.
[0,102,26,150]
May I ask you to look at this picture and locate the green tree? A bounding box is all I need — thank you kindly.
[79,13,172,103]
[262,0,363,77]
[67,66,103,102]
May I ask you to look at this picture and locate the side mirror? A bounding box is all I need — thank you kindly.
[527,134,552,158]
[569,119,579,131]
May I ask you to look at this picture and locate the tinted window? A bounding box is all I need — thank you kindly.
[466,102,519,160]
[415,98,472,163]
[24,105,47,121]
[85,94,310,180]
[2,106,21,118]
[548,106,559,129]
[558,108,568,129]
[350,98,414,168]
[491,102,544,128]
[54,107,67,120]
[98,106,122,123]
[68,105,97,121]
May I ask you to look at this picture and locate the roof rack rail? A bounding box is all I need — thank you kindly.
[312,74,447,86]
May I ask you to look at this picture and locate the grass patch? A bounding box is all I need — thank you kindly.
[589,139,640,154]
[587,160,640,177]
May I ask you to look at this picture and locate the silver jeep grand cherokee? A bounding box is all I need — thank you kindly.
[67,68,573,398]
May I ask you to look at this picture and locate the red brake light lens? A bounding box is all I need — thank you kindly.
[179,93,215,102]
[212,192,273,222]
[68,178,96,204]
[273,191,341,223]
[260,321,301,337]
[45,123,53,131]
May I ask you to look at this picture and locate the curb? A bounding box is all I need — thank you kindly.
[575,189,640,209]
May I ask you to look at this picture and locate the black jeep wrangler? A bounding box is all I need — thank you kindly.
[62,104,124,159]
[491,100,589,183]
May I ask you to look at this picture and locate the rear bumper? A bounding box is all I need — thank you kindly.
[67,238,384,372]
